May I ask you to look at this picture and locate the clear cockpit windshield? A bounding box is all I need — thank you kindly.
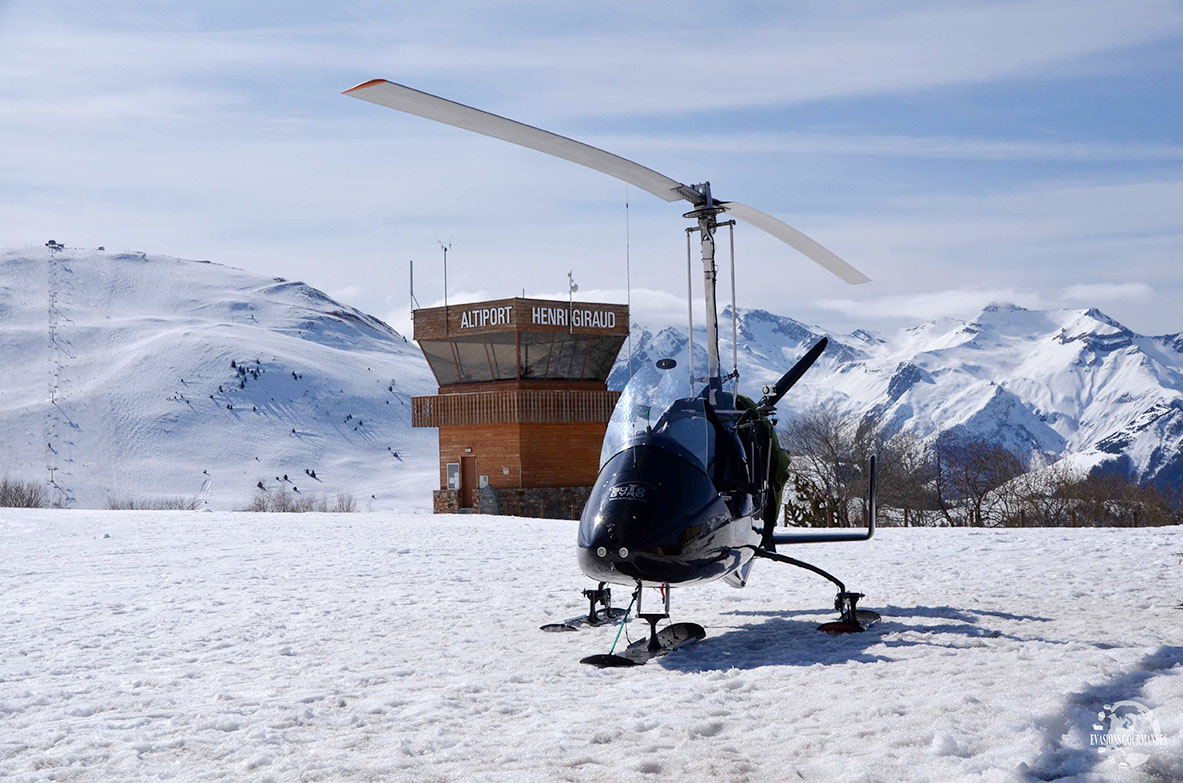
[600,360,715,472]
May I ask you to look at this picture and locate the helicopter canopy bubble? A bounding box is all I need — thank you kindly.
[600,360,714,472]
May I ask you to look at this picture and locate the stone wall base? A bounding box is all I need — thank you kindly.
[432,489,461,514]
[434,486,592,519]
[487,486,592,520]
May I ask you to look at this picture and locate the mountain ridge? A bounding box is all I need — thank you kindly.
[2,246,1179,507]
[622,302,1183,491]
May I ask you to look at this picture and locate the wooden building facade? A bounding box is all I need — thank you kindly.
[411,297,628,517]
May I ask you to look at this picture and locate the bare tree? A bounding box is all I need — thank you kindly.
[0,476,46,508]
[993,460,1076,527]
[875,430,937,524]
[932,435,1024,526]
[779,407,930,527]
[1061,473,1181,527]
[780,406,869,527]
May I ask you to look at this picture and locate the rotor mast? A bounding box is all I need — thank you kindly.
[685,182,725,397]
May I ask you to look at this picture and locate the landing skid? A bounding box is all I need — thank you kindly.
[819,593,881,634]
[540,582,625,632]
[581,622,705,667]
[749,547,881,633]
[540,607,627,633]
[577,582,707,667]
[819,609,881,634]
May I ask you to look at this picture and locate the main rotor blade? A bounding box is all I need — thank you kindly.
[343,79,703,206]
[344,80,868,285]
[720,201,870,284]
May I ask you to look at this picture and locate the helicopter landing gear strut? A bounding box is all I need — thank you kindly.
[749,548,881,633]
[540,582,627,632]
[579,583,707,667]
[583,582,614,625]
[635,582,672,653]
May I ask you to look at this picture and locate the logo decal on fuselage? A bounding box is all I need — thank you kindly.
[608,482,651,501]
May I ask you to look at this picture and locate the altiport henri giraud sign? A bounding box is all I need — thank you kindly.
[458,304,617,330]
[414,298,628,339]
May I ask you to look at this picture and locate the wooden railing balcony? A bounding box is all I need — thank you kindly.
[412,389,621,427]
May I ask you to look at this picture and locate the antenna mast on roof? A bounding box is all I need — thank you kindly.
[410,260,421,310]
[568,270,578,334]
[439,241,451,334]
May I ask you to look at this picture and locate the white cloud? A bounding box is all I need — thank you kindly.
[434,0,1183,116]
[800,178,1183,331]
[1060,282,1154,303]
[4,1,1181,123]
[818,288,1050,322]
[816,281,1159,326]
[1,0,1181,339]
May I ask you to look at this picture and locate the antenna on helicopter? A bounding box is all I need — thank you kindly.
[344,80,869,398]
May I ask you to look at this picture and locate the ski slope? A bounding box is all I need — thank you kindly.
[0,248,437,511]
[2,510,1179,782]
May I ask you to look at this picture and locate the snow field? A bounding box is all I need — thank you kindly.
[1,511,1180,782]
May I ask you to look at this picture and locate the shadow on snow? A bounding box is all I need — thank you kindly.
[656,604,1070,673]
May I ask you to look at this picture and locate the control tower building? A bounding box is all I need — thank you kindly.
[411,297,628,518]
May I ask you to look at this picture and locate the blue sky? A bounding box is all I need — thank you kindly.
[2,0,1181,337]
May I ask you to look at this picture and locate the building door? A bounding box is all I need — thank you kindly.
[460,455,477,508]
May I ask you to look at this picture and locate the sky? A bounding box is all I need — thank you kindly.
[2,0,1182,338]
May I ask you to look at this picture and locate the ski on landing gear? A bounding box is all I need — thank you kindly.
[581,621,705,667]
[580,583,706,667]
[818,591,881,634]
[748,549,882,633]
[540,583,627,632]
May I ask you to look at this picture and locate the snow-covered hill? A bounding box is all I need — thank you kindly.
[0,247,437,510]
[617,304,1183,490]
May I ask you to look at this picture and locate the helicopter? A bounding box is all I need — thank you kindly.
[345,79,881,667]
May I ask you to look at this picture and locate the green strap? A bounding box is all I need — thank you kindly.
[608,593,636,654]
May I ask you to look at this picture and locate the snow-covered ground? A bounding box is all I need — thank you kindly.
[2,511,1180,782]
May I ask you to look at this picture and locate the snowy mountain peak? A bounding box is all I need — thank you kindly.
[849,328,884,345]
[980,301,1029,315]
[618,299,1183,491]
[1157,333,1183,354]
[1081,306,1127,330]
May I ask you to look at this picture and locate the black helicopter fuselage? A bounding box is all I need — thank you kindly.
[577,340,835,591]
[577,419,761,588]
